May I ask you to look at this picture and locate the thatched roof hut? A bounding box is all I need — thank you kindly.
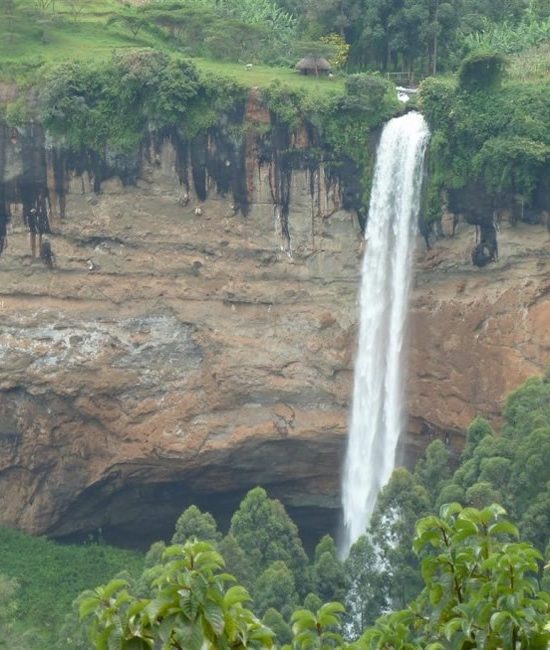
[295,56,331,76]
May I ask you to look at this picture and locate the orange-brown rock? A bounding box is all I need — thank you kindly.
[409,223,550,455]
[0,131,548,546]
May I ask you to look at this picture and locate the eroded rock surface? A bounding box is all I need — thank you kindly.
[0,128,549,547]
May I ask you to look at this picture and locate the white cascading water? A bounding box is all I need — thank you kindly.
[340,111,430,555]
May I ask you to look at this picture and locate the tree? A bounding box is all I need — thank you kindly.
[218,534,254,590]
[424,0,460,75]
[107,7,149,38]
[343,535,387,638]
[229,487,310,596]
[367,468,431,610]
[520,484,550,553]
[465,479,502,508]
[341,74,398,125]
[79,540,275,649]
[414,439,452,504]
[76,503,550,650]
[254,561,298,618]
[312,536,347,605]
[144,541,166,568]
[461,416,494,461]
[171,504,222,545]
[458,51,508,91]
[284,602,345,650]
[320,33,351,68]
[443,375,550,553]
[478,455,512,490]
[361,503,550,649]
[263,608,292,645]
[435,482,465,510]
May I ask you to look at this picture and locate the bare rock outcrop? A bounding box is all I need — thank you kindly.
[0,122,548,546]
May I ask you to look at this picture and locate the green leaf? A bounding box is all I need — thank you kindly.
[439,502,463,519]
[79,596,100,619]
[204,600,225,635]
[224,585,252,608]
[488,521,519,538]
[103,579,129,597]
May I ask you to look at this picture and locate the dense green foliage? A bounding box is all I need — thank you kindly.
[462,10,550,57]
[420,68,550,225]
[229,487,310,603]
[38,50,246,153]
[171,505,222,546]
[0,527,143,648]
[452,376,550,552]
[361,504,550,649]
[60,377,550,647]
[80,540,275,649]
[39,52,395,162]
[78,505,549,648]
[137,0,297,65]
[273,0,549,76]
[458,52,508,91]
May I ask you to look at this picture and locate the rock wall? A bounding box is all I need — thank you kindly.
[0,115,549,547]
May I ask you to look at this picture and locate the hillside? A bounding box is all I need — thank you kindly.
[0,0,344,93]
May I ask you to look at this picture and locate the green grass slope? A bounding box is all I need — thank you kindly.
[0,526,143,645]
[0,0,344,95]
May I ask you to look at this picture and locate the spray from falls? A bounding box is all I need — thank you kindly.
[340,111,430,555]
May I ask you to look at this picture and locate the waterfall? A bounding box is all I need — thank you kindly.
[340,111,430,555]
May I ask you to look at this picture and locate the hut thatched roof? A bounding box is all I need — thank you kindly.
[295,56,331,72]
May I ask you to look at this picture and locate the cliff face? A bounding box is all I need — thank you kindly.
[0,115,548,547]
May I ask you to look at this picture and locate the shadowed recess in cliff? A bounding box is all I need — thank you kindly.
[43,435,344,552]
[50,480,340,553]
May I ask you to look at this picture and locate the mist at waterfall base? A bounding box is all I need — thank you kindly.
[340,111,430,557]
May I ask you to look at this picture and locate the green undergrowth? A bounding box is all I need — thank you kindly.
[419,64,550,226]
[0,526,143,646]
